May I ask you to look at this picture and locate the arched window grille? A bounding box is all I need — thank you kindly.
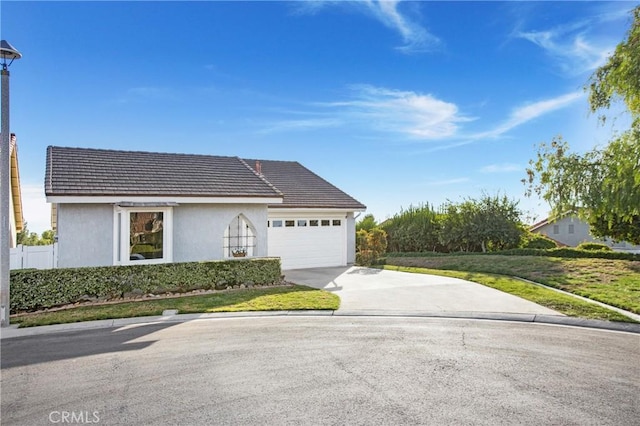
[223,214,256,258]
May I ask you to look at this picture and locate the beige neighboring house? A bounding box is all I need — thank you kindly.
[7,134,24,247]
[530,214,640,252]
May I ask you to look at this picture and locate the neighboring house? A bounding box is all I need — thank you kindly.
[7,134,24,247]
[45,146,366,269]
[530,214,640,252]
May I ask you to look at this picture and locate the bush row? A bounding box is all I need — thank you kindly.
[10,258,282,313]
[385,248,640,261]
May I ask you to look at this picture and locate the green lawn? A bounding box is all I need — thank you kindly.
[383,265,635,322]
[385,255,640,314]
[11,285,340,328]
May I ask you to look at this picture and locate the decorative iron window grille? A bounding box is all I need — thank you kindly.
[223,215,256,258]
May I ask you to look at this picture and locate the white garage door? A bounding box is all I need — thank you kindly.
[268,218,345,270]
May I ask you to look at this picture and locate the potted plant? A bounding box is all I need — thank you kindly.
[231,248,247,258]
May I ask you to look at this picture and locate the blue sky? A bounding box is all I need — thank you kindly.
[2,0,636,233]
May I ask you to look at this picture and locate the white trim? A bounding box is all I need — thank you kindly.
[267,211,351,220]
[268,207,364,214]
[47,196,283,205]
[113,206,174,266]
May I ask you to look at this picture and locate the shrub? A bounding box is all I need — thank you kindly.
[576,242,612,251]
[520,233,558,249]
[10,258,282,314]
[356,227,388,265]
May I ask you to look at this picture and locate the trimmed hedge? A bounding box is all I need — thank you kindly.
[520,234,558,249]
[385,248,640,261]
[10,258,282,314]
[576,242,612,251]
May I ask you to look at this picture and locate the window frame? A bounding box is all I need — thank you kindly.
[113,206,173,266]
[224,214,257,258]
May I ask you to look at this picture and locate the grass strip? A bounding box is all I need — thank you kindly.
[383,265,636,323]
[11,285,339,328]
[385,255,640,314]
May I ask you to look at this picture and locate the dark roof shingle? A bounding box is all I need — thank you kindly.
[44,146,366,210]
[244,159,366,210]
[45,146,282,198]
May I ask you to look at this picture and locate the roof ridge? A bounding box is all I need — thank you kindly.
[48,145,240,160]
[237,158,284,197]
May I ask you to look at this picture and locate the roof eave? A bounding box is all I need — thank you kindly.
[46,195,284,205]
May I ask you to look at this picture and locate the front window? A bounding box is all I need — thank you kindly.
[114,207,173,265]
[130,212,164,261]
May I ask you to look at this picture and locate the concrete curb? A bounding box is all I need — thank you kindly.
[2,310,639,339]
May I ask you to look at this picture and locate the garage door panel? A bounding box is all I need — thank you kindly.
[268,221,345,269]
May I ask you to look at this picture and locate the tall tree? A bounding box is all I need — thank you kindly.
[440,194,523,252]
[16,224,55,246]
[588,6,640,123]
[356,214,377,232]
[525,5,640,244]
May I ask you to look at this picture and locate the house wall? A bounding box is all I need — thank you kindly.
[535,216,592,247]
[56,203,269,268]
[57,204,113,268]
[534,216,640,251]
[346,212,356,264]
[173,204,268,262]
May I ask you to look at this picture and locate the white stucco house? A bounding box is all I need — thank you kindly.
[530,214,640,252]
[45,146,366,269]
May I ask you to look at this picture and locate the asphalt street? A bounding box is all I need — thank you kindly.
[2,316,638,425]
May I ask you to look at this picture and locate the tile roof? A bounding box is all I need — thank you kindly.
[45,146,283,198]
[44,147,366,210]
[244,159,366,210]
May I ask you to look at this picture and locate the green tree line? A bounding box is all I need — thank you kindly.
[16,224,55,246]
[358,193,529,254]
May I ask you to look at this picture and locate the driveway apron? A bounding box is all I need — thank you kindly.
[284,266,562,316]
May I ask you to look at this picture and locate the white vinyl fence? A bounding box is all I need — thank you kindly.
[10,244,58,270]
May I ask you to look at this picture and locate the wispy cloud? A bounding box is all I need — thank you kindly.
[257,86,581,145]
[294,0,439,53]
[514,4,633,75]
[475,91,583,139]
[364,0,440,53]
[423,178,470,187]
[480,163,522,174]
[517,29,613,75]
[325,85,473,140]
[257,118,343,134]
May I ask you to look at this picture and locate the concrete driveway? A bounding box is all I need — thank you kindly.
[284,266,561,316]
